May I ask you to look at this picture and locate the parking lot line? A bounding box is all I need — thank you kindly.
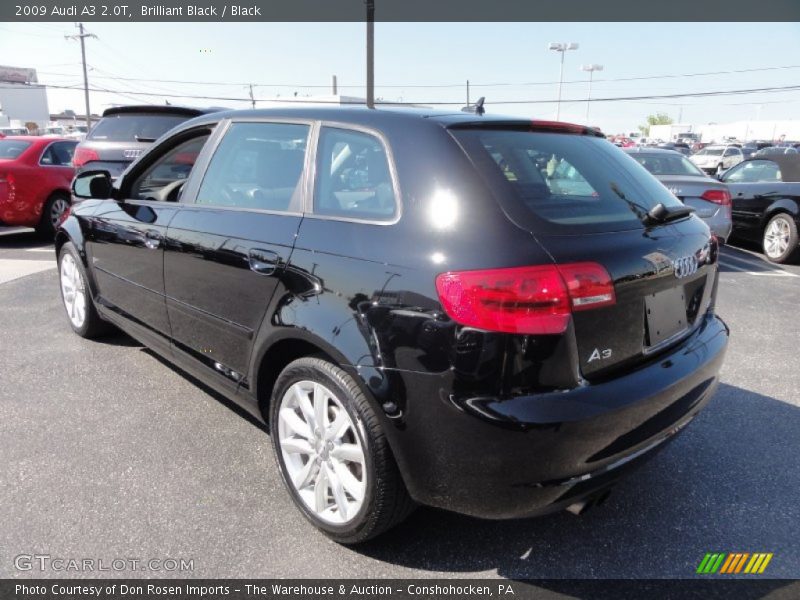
[718,260,798,277]
[0,259,55,285]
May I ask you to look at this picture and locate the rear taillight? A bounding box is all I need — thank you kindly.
[701,189,732,218]
[435,262,615,335]
[72,147,99,167]
[700,189,731,205]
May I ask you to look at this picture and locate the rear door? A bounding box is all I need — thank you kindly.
[163,119,311,382]
[452,127,717,379]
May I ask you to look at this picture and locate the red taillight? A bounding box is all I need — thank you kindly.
[72,147,99,167]
[700,189,731,205]
[435,262,615,335]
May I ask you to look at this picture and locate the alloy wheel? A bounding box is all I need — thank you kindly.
[50,197,70,227]
[60,253,87,328]
[764,218,790,259]
[277,380,367,524]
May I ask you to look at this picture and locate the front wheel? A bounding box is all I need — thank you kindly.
[762,214,799,264]
[270,357,414,544]
[58,242,111,338]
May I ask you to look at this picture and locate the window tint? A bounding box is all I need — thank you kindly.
[724,160,782,183]
[0,140,32,159]
[196,122,309,211]
[87,114,189,142]
[314,127,397,220]
[40,141,77,166]
[453,129,683,233]
[130,134,210,201]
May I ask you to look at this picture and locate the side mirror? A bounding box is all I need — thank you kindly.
[72,170,113,199]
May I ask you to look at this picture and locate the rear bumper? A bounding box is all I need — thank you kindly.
[385,312,729,519]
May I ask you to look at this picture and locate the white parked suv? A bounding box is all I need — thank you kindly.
[690,145,744,176]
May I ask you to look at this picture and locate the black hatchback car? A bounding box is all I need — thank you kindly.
[58,108,728,543]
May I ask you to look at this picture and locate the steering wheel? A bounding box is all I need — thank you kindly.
[141,179,186,202]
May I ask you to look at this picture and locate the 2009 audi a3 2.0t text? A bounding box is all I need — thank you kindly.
[57,107,729,543]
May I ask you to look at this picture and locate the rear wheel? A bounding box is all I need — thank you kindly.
[58,242,111,338]
[37,193,70,239]
[270,357,414,543]
[762,214,799,264]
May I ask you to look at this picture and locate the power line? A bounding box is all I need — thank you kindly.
[29,63,800,91]
[4,80,800,106]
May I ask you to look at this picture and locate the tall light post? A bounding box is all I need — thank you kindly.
[580,64,603,122]
[548,42,578,121]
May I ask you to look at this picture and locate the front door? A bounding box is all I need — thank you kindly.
[86,130,212,337]
[163,120,311,381]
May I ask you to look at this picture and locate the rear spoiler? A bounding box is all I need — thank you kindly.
[448,120,605,138]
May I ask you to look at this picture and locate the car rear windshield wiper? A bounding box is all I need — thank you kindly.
[134,135,157,142]
[646,202,695,224]
[610,183,694,226]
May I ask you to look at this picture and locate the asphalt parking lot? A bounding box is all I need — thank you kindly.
[1,225,798,580]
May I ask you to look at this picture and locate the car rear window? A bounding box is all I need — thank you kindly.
[0,140,31,159]
[86,114,190,142]
[630,154,705,177]
[451,128,684,233]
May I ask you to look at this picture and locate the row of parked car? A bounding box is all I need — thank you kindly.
[1,104,799,265]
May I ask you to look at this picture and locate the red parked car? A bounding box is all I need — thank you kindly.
[0,136,78,236]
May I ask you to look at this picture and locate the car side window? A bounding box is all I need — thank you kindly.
[40,141,76,166]
[724,160,780,183]
[314,127,397,221]
[130,134,210,201]
[195,122,310,212]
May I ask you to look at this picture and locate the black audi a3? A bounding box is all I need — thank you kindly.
[57,107,728,543]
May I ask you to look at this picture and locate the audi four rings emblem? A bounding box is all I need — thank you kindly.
[672,255,698,279]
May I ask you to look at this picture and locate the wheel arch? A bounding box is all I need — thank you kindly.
[761,199,800,232]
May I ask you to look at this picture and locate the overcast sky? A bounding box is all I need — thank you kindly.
[1,21,799,133]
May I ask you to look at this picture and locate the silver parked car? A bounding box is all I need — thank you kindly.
[625,148,733,242]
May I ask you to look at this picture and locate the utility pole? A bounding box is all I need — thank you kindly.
[248,84,255,109]
[365,0,375,108]
[466,80,470,107]
[65,23,96,130]
[332,75,338,95]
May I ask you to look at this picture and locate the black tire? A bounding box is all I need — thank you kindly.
[37,193,70,239]
[57,242,112,338]
[269,356,414,544]
[762,213,799,264]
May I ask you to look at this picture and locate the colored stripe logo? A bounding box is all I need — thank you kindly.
[697,552,773,574]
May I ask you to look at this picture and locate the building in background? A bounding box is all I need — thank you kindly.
[0,65,50,131]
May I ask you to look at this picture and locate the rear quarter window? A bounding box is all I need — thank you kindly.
[86,114,190,142]
[452,128,683,234]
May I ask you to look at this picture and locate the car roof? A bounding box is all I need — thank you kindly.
[101,105,224,118]
[174,106,604,136]
[743,154,800,182]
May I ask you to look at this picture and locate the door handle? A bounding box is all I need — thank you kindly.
[144,229,162,250]
[248,248,281,275]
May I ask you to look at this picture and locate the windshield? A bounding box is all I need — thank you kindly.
[0,140,32,159]
[696,148,724,156]
[86,113,189,142]
[630,153,705,176]
[452,129,684,234]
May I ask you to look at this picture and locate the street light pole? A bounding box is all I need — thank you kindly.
[365,0,375,108]
[548,42,578,121]
[580,64,603,122]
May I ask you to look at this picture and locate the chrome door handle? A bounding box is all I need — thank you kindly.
[248,248,280,275]
[144,230,162,250]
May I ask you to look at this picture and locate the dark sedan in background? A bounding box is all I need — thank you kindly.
[720,155,800,263]
[625,147,733,242]
[72,105,221,178]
